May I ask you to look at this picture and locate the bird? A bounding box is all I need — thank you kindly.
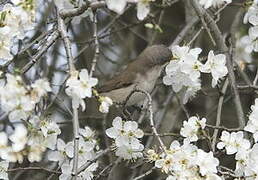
[97,44,172,106]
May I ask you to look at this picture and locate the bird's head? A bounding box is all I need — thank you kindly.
[139,44,172,66]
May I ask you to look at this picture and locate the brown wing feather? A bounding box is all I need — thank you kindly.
[97,62,139,93]
[97,74,135,93]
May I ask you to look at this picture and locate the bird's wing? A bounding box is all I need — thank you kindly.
[97,63,139,93]
[97,71,136,93]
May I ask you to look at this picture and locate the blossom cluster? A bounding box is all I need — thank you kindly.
[66,68,113,113]
[0,115,61,164]
[65,69,113,113]
[243,0,258,53]
[199,0,232,9]
[234,143,258,178]
[180,116,206,142]
[151,140,221,180]
[0,73,51,121]
[147,105,258,180]
[106,117,144,160]
[213,98,258,179]
[0,124,100,180]
[163,45,228,103]
[65,69,98,110]
[0,0,35,60]
[48,126,99,180]
[217,131,250,155]
[216,131,258,179]
[106,0,154,20]
[235,35,254,65]
[245,98,258,141]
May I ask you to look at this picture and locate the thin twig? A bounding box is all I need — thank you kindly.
[144,132,181,137]
[253,69,258,86]
[77,149,110,174]
[212,78,229,151]
[207,124,242,132]
[89,9,99,77]
[57,8,79,179]
[149,0,166,45]
[20,30,60,74]
[95,163,113,179]
[170,17,199,47]
[133,167,155,180]
[57,16,75,71]
[125,89,166,152]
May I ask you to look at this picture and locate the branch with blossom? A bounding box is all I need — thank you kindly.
[1,0,258,180]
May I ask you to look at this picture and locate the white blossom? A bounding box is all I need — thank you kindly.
[155,156,174,174]
[9,124,27,152]
[154,141,221,179]
[27,144,46,162]
[201,50,228,87]
[106,0,154,20]
[99,96,113,113]
[245,98,258,142]
[0,74,51,121]
[59,162,73,180]
[137,0,152,20]
[80,162,98,180]
[40,120,61,150]
[48,139,74,165]
[65,69,98,110]
[77,137,96,164]
[79,126,95,141]
[235,35,253,64]
[217,131,250,155]
[163,45,203,104]
[0,37,13,61]
[180,116,206,142]
[196,149,219,176]
[0,132,8,154]
[0,125,29,163]
[243,1,258,53]
[59,160,98,180]
[106,117,144,147]
[0,1,36,61]
[106,0,127,14]
[115,143,144,160]
[199,0,232,9]
[244,1,258,25]
[106,116,144,159]
[233,143,258,179]
[0,161,9,180]
[31,79,51,101]
[56,126,99,179]
[27,116,61,152]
